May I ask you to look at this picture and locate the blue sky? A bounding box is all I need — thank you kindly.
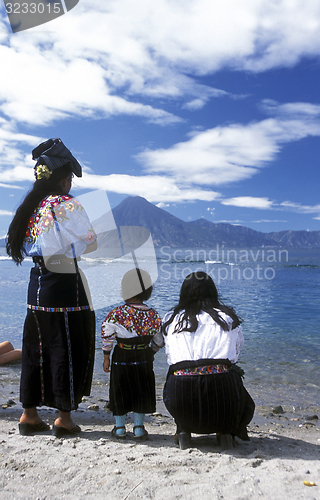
[0,0,319,239]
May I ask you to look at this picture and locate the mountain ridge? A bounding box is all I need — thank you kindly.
[111,196,320,248]
[0,196,319,249]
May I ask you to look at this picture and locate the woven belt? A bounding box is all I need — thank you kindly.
[32,255,76,267]
[113,361,148,366]
[117,342,149,351]
[27,304,91,313]
[173,364,229,376]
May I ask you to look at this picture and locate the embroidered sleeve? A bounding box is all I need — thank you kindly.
[101,318,116,353]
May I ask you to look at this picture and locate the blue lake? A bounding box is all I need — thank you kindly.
[1,246,319,409]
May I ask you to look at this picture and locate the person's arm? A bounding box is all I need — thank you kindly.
[151,330,165,353]
[235,324,244,358]
[101,318,116,372]
[103,352,111,373]
[83,239,97,254]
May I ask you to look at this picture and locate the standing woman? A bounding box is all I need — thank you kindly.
[6,138,97,437]
[154,271,255,450]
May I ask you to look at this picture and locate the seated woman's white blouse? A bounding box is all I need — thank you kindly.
[162,310,244,365]
[23,195,96,259]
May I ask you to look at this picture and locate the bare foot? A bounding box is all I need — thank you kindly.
[54,412,76,430]
[19,408,44,426]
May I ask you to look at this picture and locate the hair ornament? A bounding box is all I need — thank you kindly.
[35,164,52,180]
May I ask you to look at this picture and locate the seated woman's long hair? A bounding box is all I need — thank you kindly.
[163,271,242,334]
[6,164,73,265]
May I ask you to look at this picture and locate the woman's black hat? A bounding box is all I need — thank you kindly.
[32,138,82,177]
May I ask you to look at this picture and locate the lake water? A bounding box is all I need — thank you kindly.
[1,246,319,410]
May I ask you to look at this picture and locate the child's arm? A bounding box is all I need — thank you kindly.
[103,353,110,373]
[101,319,116,372]
[150,329,165,353]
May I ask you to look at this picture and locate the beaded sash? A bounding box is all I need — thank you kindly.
[173,364,229,376]
[117,342,149,351]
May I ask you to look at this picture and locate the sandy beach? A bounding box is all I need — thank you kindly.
[0,373,319,500]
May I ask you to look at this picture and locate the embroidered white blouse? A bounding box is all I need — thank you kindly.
[152,309,244,365]
[23,194,96,259]
[101,303,162,353]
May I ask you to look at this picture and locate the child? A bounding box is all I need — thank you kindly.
[101,268,161,440]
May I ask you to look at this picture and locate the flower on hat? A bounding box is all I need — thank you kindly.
[35,164,52,180]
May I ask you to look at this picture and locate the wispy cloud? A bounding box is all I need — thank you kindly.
[0,101,318,208]
[0,120,43,178]
[136,102,319,186]
[214,219,288,225]
[0,182,24,190]
[221,197,320,217]
[261,100,320,118]
[280,201,320,214]
[74,173,221,203]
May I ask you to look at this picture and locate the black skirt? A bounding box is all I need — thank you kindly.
[109,336,156,416]
[20,265,95,411]
[163,359,255,439]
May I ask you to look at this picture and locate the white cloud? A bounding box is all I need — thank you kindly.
[183,99,208,111]
[0,166,34,184]
[0,122,222,203]
[280,201,320,214]
[0,209,13,216]
[251,219,287,224]
[0,102,318,210]
[0,182,24,190]
[156,202,170,209]
[0,47,180,126]
[0,120,44,173]
[136,104,320,185]
[221,196,320,217]
[0,0,319,126]
[261,100,320,118]
[215,219,288,224]
[222,196,274,209]
[73,172,221,203]
[221,197,320,216]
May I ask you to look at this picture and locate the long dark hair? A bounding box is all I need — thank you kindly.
[163,271,242,334]
[6,164,73,265]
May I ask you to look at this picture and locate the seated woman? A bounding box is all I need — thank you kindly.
[152,271,255,450]
[0,341,22,366]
